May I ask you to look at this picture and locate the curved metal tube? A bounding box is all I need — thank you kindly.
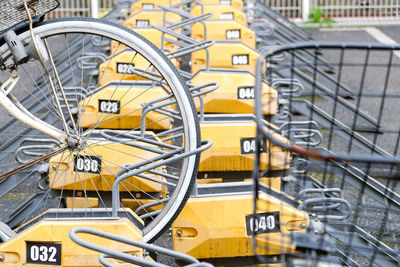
[298,197,352,220]
[69,227,201,266]
[112,140,212,217]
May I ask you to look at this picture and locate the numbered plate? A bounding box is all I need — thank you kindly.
[220,12,234,20]
[226,29,241,40]
[232,54,249,66]
[142,3,154,9]
[245,211,280,235]
[26,242,61,265]
[116,63,135,74]
[136,19,150,27]
[240,138,266,154]
[98,99,120,114]
[74,155,102,174]
[237,86,254,99]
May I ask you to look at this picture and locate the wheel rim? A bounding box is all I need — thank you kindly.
[0,18,200,242]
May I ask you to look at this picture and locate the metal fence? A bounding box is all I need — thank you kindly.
[48,0,400,24]
[313,0,400,18]
[263,0,400,23]
[261,0,302,18]
[47,0,115,19]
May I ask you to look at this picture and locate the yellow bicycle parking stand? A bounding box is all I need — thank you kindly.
[104,4,217,85]
[190,4,248,26]
[197,0,244,10]
[124,9,182,29]
[0,209,144,267]
[96,49,182,86]
[130,0,184,16]
[190,68,277,115]
[79,81,173,131]
[191,19,256,49]
[110,28,179,55]
[191,40,260,74]
[197,114,289,177]
[172,188,313,266]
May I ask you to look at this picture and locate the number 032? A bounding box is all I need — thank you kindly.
[26,242,62,265]
[30,245,58,262]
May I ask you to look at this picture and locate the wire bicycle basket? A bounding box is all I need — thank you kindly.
[253,43,400,266]
[0,0,59,32]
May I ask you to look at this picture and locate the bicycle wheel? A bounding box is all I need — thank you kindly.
[0,17,200,243]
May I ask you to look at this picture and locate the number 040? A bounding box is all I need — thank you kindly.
[249,215,276,232]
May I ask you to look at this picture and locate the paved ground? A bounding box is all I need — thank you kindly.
[312,25,400,44]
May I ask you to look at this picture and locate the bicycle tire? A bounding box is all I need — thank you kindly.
[0,17,200,243]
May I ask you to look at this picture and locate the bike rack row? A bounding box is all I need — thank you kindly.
[0,0,398,266]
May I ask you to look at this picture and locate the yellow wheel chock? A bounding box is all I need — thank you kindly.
[78,82,172,130]
[191,69,277,115]
[192,20,256,49]
[198,115,290,173]
[191,5,248,26]
[98,50,180,86]
[111,28,178,55]
[0,209,144,267]
[191,41,260,74]
[172,190,308,262]
[123,10,181,29]
[197,0,244,11]
[130,0,184,15]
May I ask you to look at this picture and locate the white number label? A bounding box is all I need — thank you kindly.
[74,155,102,174]
[232,54,249,65]
[27,242,61,265]
[136,19,150,27]
[142,4,154,9]
[237,87,254,99]
[99,100,120,114]
[220,12,234,20]
[246,212,280,235]
[30,245,39,261]
[220,0,231,5]
[49,247,58,262]
[117,63,135,74]
[240,138,266,154]
[226,29,241,39]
